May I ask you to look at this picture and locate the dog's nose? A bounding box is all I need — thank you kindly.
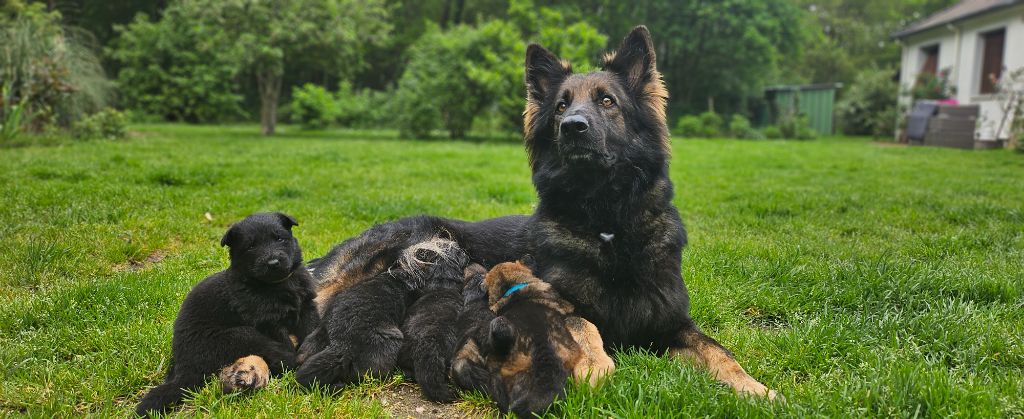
[560,115,588,133]
[266,259,280,267]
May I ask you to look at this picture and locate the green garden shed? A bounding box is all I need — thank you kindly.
[764,83,842,135]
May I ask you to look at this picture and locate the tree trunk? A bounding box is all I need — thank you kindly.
[257,68,282,136]
[452,0,465,26]
[440,0,451,29]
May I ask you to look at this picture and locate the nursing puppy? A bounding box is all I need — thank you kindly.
[396,243,467,402]
[296,237,467,390]
[453,262,614,416]
[136,212,318,416]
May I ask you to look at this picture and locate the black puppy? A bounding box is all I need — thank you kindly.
[396,242,468,402]
[450,263,498,394]
[135,212,318,416]
[296,237,466,390]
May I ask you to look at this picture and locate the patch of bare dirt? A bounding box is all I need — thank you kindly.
[377,383,491,419]
[115,250,167,272]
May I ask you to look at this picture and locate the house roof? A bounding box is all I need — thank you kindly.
[892,0,1024,39]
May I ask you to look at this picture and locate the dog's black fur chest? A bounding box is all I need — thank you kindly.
[526,205,690,350]
[224,270,315,334]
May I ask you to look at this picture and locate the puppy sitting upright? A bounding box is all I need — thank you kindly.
[136,212,318,416]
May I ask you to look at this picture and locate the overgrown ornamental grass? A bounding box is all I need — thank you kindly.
[2,124,1022,417]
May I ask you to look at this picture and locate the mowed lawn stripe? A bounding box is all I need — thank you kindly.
[1,125,1021,417]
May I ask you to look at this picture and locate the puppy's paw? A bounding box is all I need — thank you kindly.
[219,355,270,393]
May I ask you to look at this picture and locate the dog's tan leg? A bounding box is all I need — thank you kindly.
[565,316,615,386]
[669,328,777,400]
[218,355,270,393]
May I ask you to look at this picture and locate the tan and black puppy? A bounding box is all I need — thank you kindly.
[453,262,614,417]
[135,212,318,416]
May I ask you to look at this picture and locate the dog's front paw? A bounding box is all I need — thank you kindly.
[738,381,783,402]
[219,355,270,393]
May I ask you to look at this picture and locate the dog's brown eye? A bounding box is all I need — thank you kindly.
[601,96,615,108]
[556,101,567,114]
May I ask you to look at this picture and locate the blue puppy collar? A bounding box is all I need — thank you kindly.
[503,283,529,298]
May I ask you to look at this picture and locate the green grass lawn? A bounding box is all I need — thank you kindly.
[2,124,1022,417]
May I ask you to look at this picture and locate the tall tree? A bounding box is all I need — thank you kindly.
[789,0,959,85]
[558,0,807,116]
[41,0,166,48]
[212,0,391,135]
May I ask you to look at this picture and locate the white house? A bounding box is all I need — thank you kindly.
[894,0,1023,143]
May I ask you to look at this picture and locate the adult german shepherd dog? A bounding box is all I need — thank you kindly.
[309,26,775,401]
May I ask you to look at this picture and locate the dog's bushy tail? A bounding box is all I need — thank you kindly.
[135,374,203,417]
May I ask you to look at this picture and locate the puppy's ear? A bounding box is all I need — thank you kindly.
[275,212,298,230]
[519,255,537,271]
[489,317,516,357]
[603,25,657,94]
[525,44,570,101]
[220,225,238,248]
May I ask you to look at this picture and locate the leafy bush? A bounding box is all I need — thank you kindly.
[676,115,704,138]
[763,125,783,139]
[728,114,763,139]
[1,82,29,142]
[394,22,522,138]
[910,69,955,101]
[698,112,723,137]
[795,118,818,140]
[290,84,338,129]
[1,1,112,133]
[72,108,128,140]
[837,68,898,137]
[336,82,394,128]
[676,112,726,138]
[394,1,606,138]
[777,113,817,140]
[109,6,246,123]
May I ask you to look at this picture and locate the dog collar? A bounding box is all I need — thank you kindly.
[503,283,529,298]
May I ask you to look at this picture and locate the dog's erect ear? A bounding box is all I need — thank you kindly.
[525,44,570,101]
[603,25,657,94]
[489,317,516,357]
[275,212,298,230]
[220,225,238,248]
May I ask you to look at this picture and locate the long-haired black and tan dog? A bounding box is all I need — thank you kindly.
[136,213,318,416]
[309,26,776,408]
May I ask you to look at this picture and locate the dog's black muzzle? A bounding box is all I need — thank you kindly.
[557,114,616,167]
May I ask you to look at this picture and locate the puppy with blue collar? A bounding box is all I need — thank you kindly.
[452,261,614,417]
